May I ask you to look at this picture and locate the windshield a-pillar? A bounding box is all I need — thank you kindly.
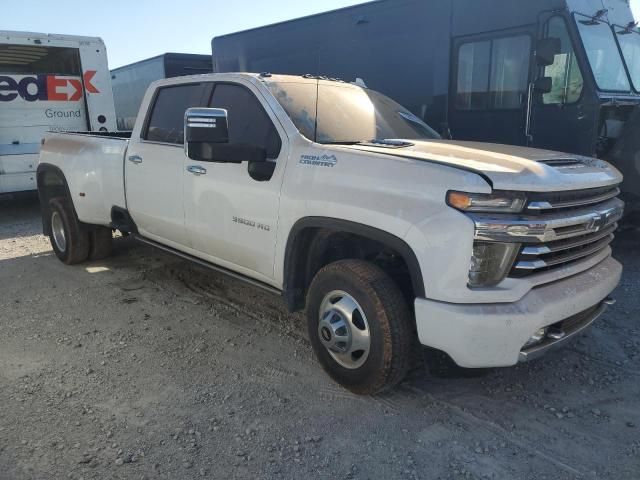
[575,13,631,92]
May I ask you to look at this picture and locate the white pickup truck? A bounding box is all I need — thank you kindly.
[38,73,624,394]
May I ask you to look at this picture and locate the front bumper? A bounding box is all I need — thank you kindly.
[414,256,622,368]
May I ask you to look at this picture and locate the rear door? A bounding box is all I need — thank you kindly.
[125,82,211,248]
[449,28,535,145]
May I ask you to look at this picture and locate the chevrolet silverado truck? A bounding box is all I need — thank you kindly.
[37,73,624,395]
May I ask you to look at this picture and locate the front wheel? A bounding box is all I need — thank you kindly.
[306,260,413,395]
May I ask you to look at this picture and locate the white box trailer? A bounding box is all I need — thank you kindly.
[0,31,116,194]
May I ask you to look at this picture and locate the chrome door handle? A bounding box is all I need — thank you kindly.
[128,155,143,164]
[187,165,207,176]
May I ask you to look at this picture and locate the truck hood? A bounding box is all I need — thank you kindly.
[347,140,622,192]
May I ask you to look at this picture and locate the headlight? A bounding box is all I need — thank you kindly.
[447,191,526,213]
[469,242,520,287]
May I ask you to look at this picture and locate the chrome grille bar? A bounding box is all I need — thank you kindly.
[520,223,617,256]
[471,197,624,243]
[526,187,620,212]
[514,234,614,271]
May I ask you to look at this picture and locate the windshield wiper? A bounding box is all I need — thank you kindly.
[321,139,414,147]
[368,139,414,147]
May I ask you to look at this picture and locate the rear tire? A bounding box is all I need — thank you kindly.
[306,260,413,395]
[89,227,113,261]
[48,197,90,265]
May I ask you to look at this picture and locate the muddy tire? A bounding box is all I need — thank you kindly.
[306,260,413,395]
[89,227,113,261]
[48,197,90,265]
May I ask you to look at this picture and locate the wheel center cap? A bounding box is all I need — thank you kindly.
[321,327,332,342]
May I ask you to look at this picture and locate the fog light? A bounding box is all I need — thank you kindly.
[468,242,520,287]
[524,328,548,348]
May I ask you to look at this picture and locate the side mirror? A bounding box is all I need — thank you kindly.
[536,37,561,67]
[533,76,553,94]
[184,107,267,163]
[185,108,229,144]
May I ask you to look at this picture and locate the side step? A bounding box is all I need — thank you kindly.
[134,235,282,296]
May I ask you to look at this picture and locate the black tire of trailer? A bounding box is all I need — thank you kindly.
[48,197,90,265]
[306,259,413,395]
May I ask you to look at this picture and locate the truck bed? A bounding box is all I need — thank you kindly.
[39,131,129,226]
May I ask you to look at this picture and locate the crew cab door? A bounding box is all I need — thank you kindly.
[125,82,212,247]
[449,28,535,145]
[183,81,286,283]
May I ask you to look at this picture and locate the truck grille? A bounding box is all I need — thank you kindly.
[509,187,623,277]
[525,185,620,213]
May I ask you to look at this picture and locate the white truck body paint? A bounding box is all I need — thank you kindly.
[38,73,623,367]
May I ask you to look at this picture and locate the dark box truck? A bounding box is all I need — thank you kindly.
[213,0,640,213]
[110,53,212,130]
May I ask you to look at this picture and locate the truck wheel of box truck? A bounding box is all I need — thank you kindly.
[48,198,90,265]
[306,260,412,395]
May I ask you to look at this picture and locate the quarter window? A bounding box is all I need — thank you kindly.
[456,35,531,110]
[144,83,209,144]
[542,16,585,104]
[209,84,281,158]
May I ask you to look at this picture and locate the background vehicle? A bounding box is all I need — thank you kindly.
[0,31,116,195]
[110,53,212,130]
[37,73,623,394]
[212,0,640,213]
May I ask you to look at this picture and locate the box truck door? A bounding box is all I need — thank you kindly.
[449,28,534,146]
[527,14,597,156]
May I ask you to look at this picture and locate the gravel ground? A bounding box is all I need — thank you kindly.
[0,194,639,480]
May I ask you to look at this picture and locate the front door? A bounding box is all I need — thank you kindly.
[125,82,212,248]
[449,28,535,146]
[528,13,596,156]
[183,81,286,283]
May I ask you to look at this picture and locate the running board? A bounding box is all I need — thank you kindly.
[134,235,282,296]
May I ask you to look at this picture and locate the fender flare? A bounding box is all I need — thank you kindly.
[36,163,77,236]
[283,217,425,311]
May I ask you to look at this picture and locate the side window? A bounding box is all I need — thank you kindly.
[209,84,281,158]
[543,17,584,105]
[144,83,209,144]
[456,41,491,110]
[456,35,531,110]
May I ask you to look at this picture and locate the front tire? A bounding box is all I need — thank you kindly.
[48,197,90,265]
[306,260,413,395]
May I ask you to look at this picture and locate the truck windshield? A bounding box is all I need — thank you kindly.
[575,14,630,91]
[267,81,440,144]
[614,27,640,91]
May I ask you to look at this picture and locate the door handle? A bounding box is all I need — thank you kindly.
[187,165,207,176]
[128,155,143,164]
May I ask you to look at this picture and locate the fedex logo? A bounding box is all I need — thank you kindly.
[0,71,99,102]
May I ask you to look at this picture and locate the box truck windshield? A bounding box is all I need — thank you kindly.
[615,27,640,91]
[575,15,631,91]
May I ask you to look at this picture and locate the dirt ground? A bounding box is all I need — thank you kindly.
[0,194,638,480]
